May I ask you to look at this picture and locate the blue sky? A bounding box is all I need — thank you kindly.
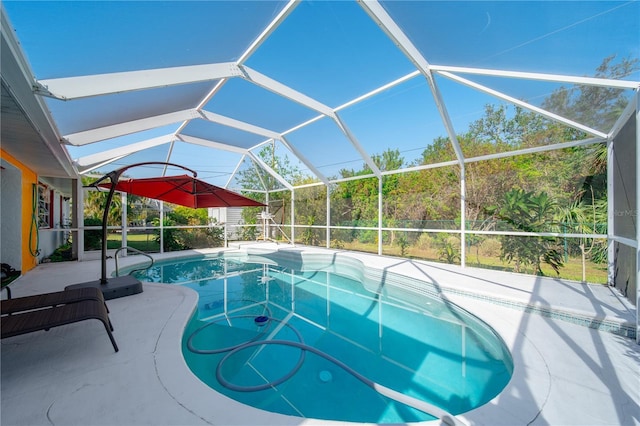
[4,1,639,184]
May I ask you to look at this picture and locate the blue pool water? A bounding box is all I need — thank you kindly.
[130,252,513,423]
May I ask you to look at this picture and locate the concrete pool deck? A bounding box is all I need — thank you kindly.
[2,243,639,426]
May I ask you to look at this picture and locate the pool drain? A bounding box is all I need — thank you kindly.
[319,370,332,383]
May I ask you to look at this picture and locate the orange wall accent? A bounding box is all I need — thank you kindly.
[0,149,39,272]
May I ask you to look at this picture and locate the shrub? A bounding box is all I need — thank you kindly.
[152,218,190,251]
[479,238,502,257]
[84,217,102,250]
[435,234,461,264]
[330,239,345,249]
[416,233,433,250]
[396,235,409,256]
[239,223,259,241]
[46,242,73,262]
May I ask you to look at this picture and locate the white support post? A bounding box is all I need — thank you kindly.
[291,189,295,245]
[265,191,270,241]
[121,192,127,253]
[460,164,466,268]
[159,201,164,254]
[326,186,331,248]
[378,177,383,256]
[75,179,85,261]
[635,91,639,344]
[607,137,615,286]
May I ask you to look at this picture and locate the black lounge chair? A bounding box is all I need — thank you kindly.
[1,287,109,315]
[1,287,118,352]
[1,263,21,299]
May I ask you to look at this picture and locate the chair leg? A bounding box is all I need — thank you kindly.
[101,320,119,352]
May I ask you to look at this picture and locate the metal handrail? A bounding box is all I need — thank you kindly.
[114,246,154,277]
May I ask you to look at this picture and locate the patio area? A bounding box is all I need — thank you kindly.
[2,243,639,426]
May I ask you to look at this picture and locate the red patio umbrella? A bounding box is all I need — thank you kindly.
[67,162,265,300]
[99,175,265,208]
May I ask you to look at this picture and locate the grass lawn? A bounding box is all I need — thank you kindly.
[341,242,608,284]
[103,233,607,284]
[106,232,160,252]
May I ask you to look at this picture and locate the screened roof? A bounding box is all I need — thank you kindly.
[3,0,639,191]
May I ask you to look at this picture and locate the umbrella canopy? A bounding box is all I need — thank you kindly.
[100,175,265,208]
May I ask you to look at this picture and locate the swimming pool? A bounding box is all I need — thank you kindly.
[131,250,513,424]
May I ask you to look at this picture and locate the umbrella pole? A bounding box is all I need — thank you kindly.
[66,161,242,300]
[94,161,196,284]
[99,170,119,284]
[66,167,143,300]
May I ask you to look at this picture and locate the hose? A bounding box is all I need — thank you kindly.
[187,305,466,425]
[29,184,40,257]
[187,302,275,355]
[215,319,305,392]
[215,338,465,426]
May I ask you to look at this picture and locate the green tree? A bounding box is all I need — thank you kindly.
[235,143,309,241]
[164,205,224,249]
[542,55,639,132]
[487,189,563,275]
[82,176,146,226]
[152,216,189,252]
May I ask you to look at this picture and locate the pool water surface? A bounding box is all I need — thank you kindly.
[132,253,513,423]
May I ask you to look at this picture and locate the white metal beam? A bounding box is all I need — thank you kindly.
[64,109,201,146]
[225,154,248,189]
[36,62,242,100]
[609,91,639,139]
[172,3,299,145]
[607,132,615,287]
[635,89,640,344]
[279,71,422,138]
[172,4,300,140]
[238,0,300,64]
[336,70,421,112]
[74,134,175,167]
[281,114,325,137]
[373,136,604,177]
[239,65,335,117]
[438,71,608,138]
[172,1,300,177]
[177,134,249,155]
[379,160,460,176]
[199,109,281,139]
[279,135,329,185]
[464,137,606,164]
[357,1,430,72]
[425,76,466,164]
[76,155,128,175]
[332,113,381,176]
[248,151,294,190]
[357,0,465,165]
[251,159,269,192]
[175,79,229,138]
[430,64,640,90]
[161,140,177,177]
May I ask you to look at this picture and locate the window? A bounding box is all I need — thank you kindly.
[37,184,50,228]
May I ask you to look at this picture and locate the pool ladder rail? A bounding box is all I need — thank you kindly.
[114,246,154,277]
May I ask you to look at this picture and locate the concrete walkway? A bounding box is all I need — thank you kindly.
[2,244,639,426]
